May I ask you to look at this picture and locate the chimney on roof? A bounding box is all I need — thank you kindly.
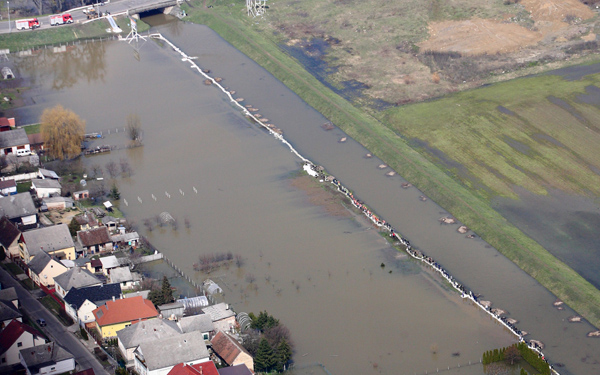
[112,296,115,302]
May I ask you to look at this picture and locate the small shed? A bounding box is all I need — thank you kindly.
[73,190,89,201]
[158,302,185,320]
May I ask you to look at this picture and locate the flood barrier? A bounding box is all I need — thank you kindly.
[135,33,559,375]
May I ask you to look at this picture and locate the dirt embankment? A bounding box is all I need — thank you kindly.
[289,175,352,218]
[419,0,596,55]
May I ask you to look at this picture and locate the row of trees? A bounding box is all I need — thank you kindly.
[482,343,550,375]
[147,276,175,307]
[245,311,293,373]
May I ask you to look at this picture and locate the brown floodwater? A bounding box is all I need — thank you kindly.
[9,17,600,375]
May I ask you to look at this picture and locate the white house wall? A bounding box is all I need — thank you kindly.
[77,300,98,324]
[1,331,45,366]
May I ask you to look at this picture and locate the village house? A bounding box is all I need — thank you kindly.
[89,259,103,274]
[0,288,19,310]
[74,212,98,231]
[19,342,75,375]
[0,128,30,157]
[19,224,75,263]
[64,283,122,327]
[177,313,215,341]
[117,317,182,364]
[42,196,74,211]
[99,255,119,276]
[92,296,158,339]
[0,300,22,330]
[0,320,45,368]
[210,331,254,371]
[0,216,21,260]
[54,268,102,300]
[167,362,219,375]
[201,303,236,333]
[31,179,61,199]
[217,364,253,375]
[133,331,211,375]
[27,252,68,288]
[108,267,140,290]
[72,190,89,201]
[77,227,113,255]
[0,179,17,196]
[0,193,37,228]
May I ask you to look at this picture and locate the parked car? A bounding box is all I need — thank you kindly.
[36,318,46,327]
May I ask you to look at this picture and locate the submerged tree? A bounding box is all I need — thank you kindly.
[41,105,85,160]
[127,113,142,146]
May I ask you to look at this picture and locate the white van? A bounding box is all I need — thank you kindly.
[16,149,31,156]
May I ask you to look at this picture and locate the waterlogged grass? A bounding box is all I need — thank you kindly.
[182,3,600,327]
[0,17,150,51]
[381,73,600,200]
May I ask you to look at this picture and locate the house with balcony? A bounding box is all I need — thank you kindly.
[19,224,75,263]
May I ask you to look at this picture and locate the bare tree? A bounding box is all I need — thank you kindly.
[235,254,245,268]
[105,161,119,179]
[91,164,102,177]
[41,105,85,160]
[504,346,520,365]
[119,158,133,177]
[246,273,256,284]
[127,113,142,145]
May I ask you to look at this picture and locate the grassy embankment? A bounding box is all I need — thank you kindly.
[182,2,600,327]
[0,17,149,51]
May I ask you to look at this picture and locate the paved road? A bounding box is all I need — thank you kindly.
[0,265,110,375]
[0,0,177,35]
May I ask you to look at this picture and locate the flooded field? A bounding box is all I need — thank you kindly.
[9,17,600,375]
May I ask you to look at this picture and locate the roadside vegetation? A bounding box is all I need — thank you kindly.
[181,2,600,328]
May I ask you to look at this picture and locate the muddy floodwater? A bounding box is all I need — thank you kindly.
[10,17,600,375]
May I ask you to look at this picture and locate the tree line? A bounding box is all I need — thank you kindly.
[482,342,550,375]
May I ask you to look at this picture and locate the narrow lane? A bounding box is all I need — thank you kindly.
[0,265,110,375]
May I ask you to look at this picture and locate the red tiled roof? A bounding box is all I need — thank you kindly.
[0,118,15,127]
[0,320,43,354]
[167,362,219,375]
[93,296,158,327]
[211,331,249,366]
[78,227,111,247]
[73,369,96,375]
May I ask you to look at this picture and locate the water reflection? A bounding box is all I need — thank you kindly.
[15,42,108,90]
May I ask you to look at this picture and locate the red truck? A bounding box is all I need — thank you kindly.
[50,14,74,26]
[15,18,40,30]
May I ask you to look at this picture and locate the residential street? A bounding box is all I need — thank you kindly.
[0,265,111,375]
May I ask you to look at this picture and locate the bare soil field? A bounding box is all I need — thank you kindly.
[256,0,600,104]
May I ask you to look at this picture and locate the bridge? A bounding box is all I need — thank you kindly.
[0,0,183,34]
[126,0,180,15]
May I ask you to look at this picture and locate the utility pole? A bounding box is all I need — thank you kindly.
[7,1,10,33]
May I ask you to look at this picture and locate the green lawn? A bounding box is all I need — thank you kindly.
[182,3,600,328]
[22,123,40,134]
[17,180,32,193]
[3,262,24,275]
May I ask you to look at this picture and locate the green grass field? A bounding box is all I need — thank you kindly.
[182,3,600,328]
